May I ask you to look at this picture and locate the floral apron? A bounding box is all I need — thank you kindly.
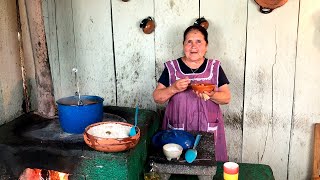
[162,59,228,162]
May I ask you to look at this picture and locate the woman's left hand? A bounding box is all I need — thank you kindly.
[194,84,231,104]
[194,91,214,101]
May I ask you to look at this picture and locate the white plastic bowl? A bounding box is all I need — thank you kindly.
[163,143,183,161]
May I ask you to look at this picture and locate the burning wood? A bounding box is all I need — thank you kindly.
[19,168,69,180]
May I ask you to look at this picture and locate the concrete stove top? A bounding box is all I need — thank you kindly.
[0,106,160,179]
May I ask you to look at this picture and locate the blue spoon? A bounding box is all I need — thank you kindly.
[185,134,202,163]
[129,105,139,136]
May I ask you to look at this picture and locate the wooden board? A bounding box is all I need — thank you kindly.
[313,124,320,179]
[201,0,247,162]
[112,0,156,109]
[42,0,62,102]
[19,0,37,111]
[0,0,23,124]
[154,0,198,79]
[288,1,320,179]
[242,0,299,179]
[71,0,115,105]
[45,0,115,105]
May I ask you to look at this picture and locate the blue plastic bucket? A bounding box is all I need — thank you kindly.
[56,95,104,134]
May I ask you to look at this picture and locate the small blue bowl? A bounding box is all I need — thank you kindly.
[152,130,195,150]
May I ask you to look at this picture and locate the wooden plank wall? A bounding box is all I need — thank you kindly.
[43,0,116,106]
[242,0,299,180]
[0,0,24,124]
[113,0,155,109]
[289,0,320,179]
[201,0,247,163]
[39,0,320,179]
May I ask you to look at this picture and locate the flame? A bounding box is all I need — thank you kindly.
[19,168,69,180]
[58,172,69,180]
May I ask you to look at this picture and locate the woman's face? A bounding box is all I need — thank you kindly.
[183,29,208,61]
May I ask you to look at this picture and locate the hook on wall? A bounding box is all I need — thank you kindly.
[140,16,155,34]
[194,17,209,30]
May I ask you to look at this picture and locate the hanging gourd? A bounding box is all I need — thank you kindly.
[255,0,288,14]
[140,17,155,34]
[194,17,209,30]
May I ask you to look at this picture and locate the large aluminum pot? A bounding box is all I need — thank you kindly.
[56,95,104,134]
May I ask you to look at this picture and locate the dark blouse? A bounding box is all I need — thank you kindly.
[158,58,229,87]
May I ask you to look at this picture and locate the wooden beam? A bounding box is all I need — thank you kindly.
[24,0,55,118]
[313,123,320,179]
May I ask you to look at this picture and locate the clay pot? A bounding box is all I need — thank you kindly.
[191,83,215,93]
[140,17,155,34]
[83,121,140,152]
[194,17,209,30]
[255,0,288,14]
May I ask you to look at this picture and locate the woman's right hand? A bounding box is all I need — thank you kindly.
[171,78,191,93]
[153,78,191,104]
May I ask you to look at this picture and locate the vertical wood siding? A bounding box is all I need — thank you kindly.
[44,0,116,105]
[112,0,155,109]
[201,0,247,163]
[0,0,24,124]
[0,0,312,179]
[154,0,198,79]
[289,0,320,179]
[243,0,299,179]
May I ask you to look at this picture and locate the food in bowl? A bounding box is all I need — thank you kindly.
[163,143,183,161]
[190,83,215,93]
[87,123,131,138]
[83,122,140,152]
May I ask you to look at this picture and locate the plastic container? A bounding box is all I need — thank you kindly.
[223,162,239,180]
[56,95,104,134]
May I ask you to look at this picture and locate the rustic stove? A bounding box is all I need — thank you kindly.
[0,106,160,180]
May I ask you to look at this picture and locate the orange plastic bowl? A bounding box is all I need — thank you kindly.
[191,83,215,93]
[83,121,140,152]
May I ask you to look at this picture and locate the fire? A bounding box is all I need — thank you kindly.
[19,168,69,180]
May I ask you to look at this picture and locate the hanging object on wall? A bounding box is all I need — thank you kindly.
[194,17,209,30]
[255,0,288,14]
[122,0,130,2]
[140,16,155,34]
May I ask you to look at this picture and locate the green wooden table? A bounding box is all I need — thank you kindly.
[170,161,275,180]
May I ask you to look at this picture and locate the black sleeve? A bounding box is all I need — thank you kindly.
[158,66,169,87]
[218,66,229,87]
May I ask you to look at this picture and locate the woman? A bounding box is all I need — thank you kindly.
[153,25,231,161]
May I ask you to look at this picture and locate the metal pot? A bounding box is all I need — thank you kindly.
[56,95,104,134]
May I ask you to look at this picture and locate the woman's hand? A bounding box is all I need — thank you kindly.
[153,78,191,104]
[172,78,191,93]
[194,84,231,105]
